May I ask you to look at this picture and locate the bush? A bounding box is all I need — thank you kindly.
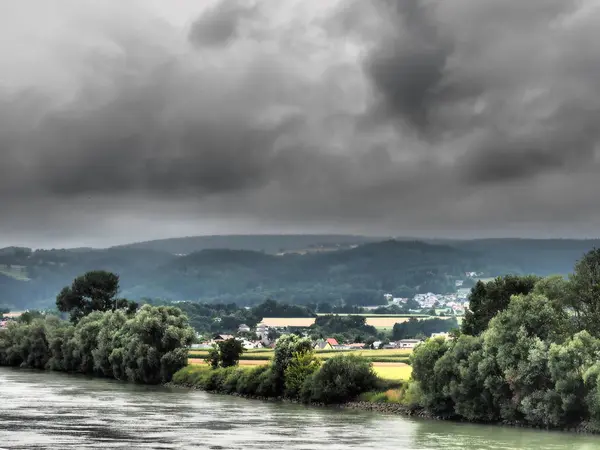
[303,355,377,404]
[0,305,195,385]
[223,368,245,394]
[236,365,269,396]
[284,351,321,399]
[255,367,279,398]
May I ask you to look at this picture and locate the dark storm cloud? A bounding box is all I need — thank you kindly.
[363,0,600,185]
[188,0,259,48]
[3,0,600,247]
[365,0,455,133]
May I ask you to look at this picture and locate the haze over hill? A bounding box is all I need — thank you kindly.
[114,234,381,255]
[1,235,599,312]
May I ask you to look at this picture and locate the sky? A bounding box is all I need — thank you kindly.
[2,0,600,248]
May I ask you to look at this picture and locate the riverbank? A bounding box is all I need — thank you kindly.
[168,374,600,435]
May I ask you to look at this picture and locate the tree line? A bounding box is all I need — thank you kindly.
[0,271,195,384]
[409,249,600,430]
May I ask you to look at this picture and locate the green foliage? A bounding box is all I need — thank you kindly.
[204,338,244,368]
[176,334,378,405]
[408,250,600,429]
[205,346,220,369]
[309,315,379,343]
[302,354,378,404]
[567,248,600,335]
[56,271,137,323]
[0,302,194,384]
[147,299,313,335]
[272,334,313,393]
[462,275,540,336]
[284,350,321,399]
[392,317,458,340]
[4,240,495,311]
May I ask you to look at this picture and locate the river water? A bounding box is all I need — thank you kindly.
[1,368,600,449]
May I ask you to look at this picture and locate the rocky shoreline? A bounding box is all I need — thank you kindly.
[166,381,436,417]
[167,381,600,434]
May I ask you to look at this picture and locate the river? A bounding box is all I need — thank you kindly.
[1,368,599,449]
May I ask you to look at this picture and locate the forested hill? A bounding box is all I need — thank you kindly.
[1,237,599,311]
[113,234,380,254]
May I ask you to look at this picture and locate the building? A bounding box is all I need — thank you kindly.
[314,339,333,350]
[347,343,365,349]
[213,334,234,341]
[397,339,422,349]
[238,324,251,333]
[256,323,269,334]
[325,338,339,347]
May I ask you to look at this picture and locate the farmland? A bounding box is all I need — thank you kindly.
[261,315,457,329]
[187,347,414,380]
[0,264,29,281]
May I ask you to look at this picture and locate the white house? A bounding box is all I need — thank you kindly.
[397,339,422,349]
[238,324,251,333]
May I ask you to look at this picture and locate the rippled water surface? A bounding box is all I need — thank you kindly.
[1,367,600,449]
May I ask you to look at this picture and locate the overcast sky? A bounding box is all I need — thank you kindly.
[2,0,600,248]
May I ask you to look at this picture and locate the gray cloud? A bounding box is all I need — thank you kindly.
[188,0,260,48]
[2,0,600,247]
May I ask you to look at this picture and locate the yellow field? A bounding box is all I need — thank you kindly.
[188,358,413,381]
[373,364,412,381]
[189,348,412,359]
[189,358,267,366]
[261,316,455,328]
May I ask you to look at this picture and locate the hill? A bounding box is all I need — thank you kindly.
[447,239,600,275]
[113,234,380,255]
[0,237,598,311]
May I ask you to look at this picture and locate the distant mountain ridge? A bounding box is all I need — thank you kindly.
[1,235,599,312]
[112,234,382,254]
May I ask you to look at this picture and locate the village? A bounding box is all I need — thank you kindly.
[191,320,453,351]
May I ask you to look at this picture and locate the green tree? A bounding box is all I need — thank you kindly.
[410,337,452,413]
[272,334,313,393]
[303,354,377,404]
[567,249,600,336]
[205,345,220,369]
[284,350,321,399]
[218,338,244,368]
[204,338,245,368]
[462,275,540,336]
[56,271,136,322]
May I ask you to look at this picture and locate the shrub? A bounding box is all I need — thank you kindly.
[223,368,245,394]
[236,365,269,396]
[304,355,377,404]
[272,335,313,393]
[255,367,279,398]
[284,350,321,399]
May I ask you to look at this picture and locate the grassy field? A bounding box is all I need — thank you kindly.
[187,358,413,381]
[189,348,413,360]
[0,264,30,281]
[261,315,456,328]
[373,364,412,381]
[188,348,414,381]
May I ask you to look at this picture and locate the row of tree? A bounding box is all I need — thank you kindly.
[410,249,600,430]
[0,271,195,384]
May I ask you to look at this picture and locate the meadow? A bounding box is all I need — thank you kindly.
[260,315,457,329]
[187,348,414,381]
[0,264,30,281]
